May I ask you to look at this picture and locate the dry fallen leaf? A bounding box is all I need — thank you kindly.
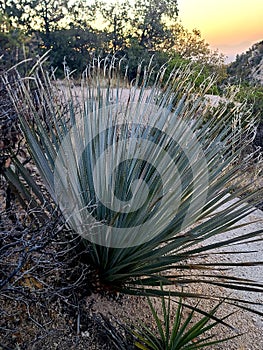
[4,157,11,168]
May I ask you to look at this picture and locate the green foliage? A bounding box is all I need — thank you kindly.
[95,0,131,52]
[121,41,170,82]
[0,10,39,71]
[131,0,178,50]
[0,0,225,78]
[3,58,263,314]
[133,292,239,349]
[164,55,220,94]
[234,84,263,119]
[46,28,105,76]
[0,0,89,36]
[0,11,25,69]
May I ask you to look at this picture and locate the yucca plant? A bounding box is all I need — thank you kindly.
[2,55,263,313]
[90,291,238,350]
[133,292,239,350]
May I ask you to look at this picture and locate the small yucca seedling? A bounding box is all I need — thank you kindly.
[90,290,238,350]
[3,55,263,313]
[133,291,239,350]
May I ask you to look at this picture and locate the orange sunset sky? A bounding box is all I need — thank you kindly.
[177,0,263,62]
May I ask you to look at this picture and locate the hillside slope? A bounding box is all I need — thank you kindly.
[228,40,263,85]
[227,41,263,148]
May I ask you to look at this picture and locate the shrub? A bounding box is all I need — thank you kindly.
[3,56,263,313]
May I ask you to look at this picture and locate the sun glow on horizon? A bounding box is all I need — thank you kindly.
[177,0,263,61]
